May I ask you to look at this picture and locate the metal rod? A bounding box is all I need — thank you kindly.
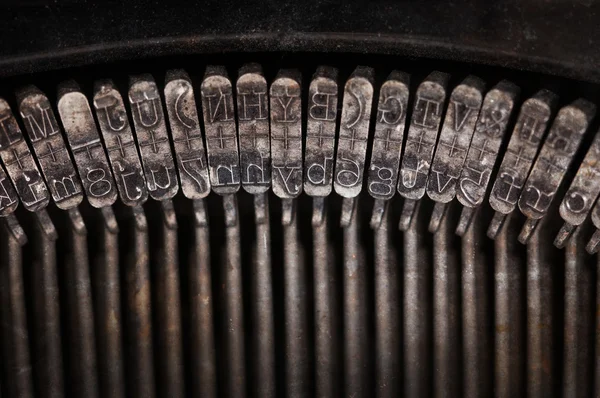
[127,206,155,398]
[65,208,99,398]
[494,212,524,397]
[222,194,246,397]
[375,201,400,397]
[283,198,309,398]
[343,197,367,397]
[313,197,338,398]
[461,211,491,398]
[94,207,125,398]
[526,220,553,398]
[433,205,460,398]
[403,202,430,398]
[189,199,216,398]
[31,210,64,398]
[252,192,275,397]
[0,217,34,398]
[155,200,185,398]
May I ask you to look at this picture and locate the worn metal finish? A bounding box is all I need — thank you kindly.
[237,64,271,195]
[398,72,449,229]
[221,194,246,397]
[63,208,99,398]
[94,80,148,207]
[432,205,460,398]
[126,206,156,398]
[519,99,596,244]
[93,208,125,398]
[189,200,217,398]
[57,81,117,208]
[201,66,240,195]
[30,211,64,398]
[17,86,84,210]
[129,75,179,201]
[334,67,374,199]
[270,69,303,200]
[374,202,400,397]
[0,162,18,217]
[154,201,185,398]
[427,76,484,232]
[305,67,338,198]
[312,197,338,398]
[0,217,34,398]
[456,80,519,236]
[488,90,557,239]
[165,69,211,200]
[0,98,49,212]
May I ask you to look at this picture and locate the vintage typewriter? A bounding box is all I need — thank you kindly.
[0,1,599,397]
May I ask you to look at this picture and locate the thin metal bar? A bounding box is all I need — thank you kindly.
[563,227,594,398]
[127,206,155,398]
[344,197,367,397]
[313,197,338,398]
[283,198,309,398]
[222,194,246,397]
[154,200,185,398]
[251,193,275,398]
[403,202,430,398]
[190,199,216,398]
[65,208,99,398]
[461,211,491,398]
[433,205,460,398]
[375,201,400,397]
[0,217,34,398]
[94,207,125,398]
[31,210,63,398]
[494,212,524,398]
[595,253,600,398]
[526,220,553,398]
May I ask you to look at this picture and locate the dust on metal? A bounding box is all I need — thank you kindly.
[94,79,148,207]
[304,66,338,197]
[165,69,211,199]
[129,74,179,201]
[0,97,49,212]
[57,81,118,208]
[270,69,303,199]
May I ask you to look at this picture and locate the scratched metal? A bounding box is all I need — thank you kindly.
[236,64,271,194]
[0,98,49,211]
[519,99,596,223]
[457,80,519,209]
[305,66,338,197]
[427,76,484,204]
[270,69,303,199]
[57,81,118,208]
[94,80,148,207]
[398,71,449,200]
[557,127,600,244]
[129,74,179,200]
[165,69,211,199]
[367,71,409,200]
[201,66,240,195]
[334,66,374,198]
[17,86,84,210]
[488,90,557,237]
